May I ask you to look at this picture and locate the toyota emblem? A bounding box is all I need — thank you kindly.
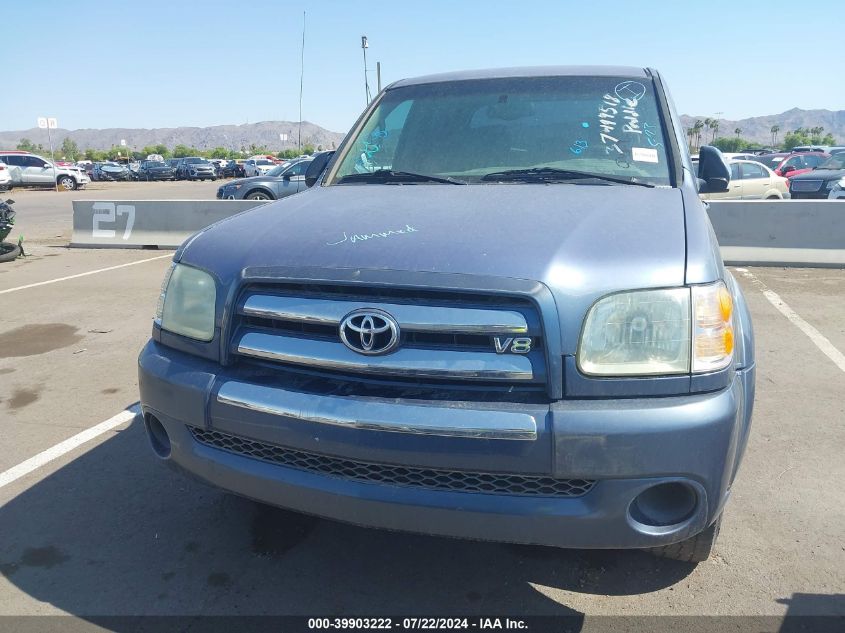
[339,309,400,355]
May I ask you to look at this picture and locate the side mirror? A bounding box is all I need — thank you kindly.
[304,151,335,188]
[782,164,796,174]
[282,173,291,181]
[697,145,730,193]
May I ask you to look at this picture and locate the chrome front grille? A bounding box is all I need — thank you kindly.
[230,285,547,387]
[190,426,594,497]
[790,179,823,192]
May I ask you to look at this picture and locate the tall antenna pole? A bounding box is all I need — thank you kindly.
[298,10,306,152]
[361,36,370,106]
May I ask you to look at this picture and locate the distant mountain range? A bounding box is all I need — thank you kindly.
[679,108,845,145]
[0,121,346,154]
[1,108,842,154]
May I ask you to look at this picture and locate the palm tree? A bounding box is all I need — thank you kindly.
[770,125,780,146]
[711,120,720,143]
[693,120,704,151]
[685,127,695,149]
[703,118,713,146]
[735,127,742,139]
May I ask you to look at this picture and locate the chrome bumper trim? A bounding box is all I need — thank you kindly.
[216,381,538,440]
[236,331,535,381]
[241,294,530,335]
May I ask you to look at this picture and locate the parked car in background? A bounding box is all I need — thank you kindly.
[93,162,131,181]
[218,160,241,178]
[216,157,314,200]
[0,162,11,191]
[788,153,845,199]
[721,153,760,162]
[700,160,789,200]
[0,151,90,190]
[243,158,276,177]
[752,152,828,178]
[791,145,829,153]
[176,157,217,181]
[138,160,176,181]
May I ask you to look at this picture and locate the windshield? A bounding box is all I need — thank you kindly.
[329,75,672,186]
[266,163,291,177]
[257,160,274,166]
[145,161,166,168]
[818,155,845,170]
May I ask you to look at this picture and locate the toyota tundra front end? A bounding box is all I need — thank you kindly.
[139,66,754,562]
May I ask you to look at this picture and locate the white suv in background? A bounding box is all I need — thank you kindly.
[0,151,90,190]
[0,162,11,191]
[243,158,276,177]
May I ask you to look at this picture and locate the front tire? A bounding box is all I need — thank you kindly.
[648,516,722,562]
[57,176,77,191]
[246,190,273,201]
[0,242,21,263]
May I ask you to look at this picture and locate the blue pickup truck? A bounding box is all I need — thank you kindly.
[139,66,754,562]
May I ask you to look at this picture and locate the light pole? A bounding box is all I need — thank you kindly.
[361,36,370,106]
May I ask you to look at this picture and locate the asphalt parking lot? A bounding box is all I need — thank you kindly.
[0,183,843,627]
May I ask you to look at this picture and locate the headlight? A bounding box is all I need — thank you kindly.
[155,264,216,341]
[825,178,845,190]
[578,282,733,376]
[579,288,691,376]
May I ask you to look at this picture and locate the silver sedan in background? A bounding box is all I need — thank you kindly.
[216,158,312,200]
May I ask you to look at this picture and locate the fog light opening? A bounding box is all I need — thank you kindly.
[630,482,697,528]
[145,414,171,459]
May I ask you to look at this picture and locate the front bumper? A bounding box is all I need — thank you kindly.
[138,340,754,550]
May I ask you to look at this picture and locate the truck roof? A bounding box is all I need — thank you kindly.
[389,65,651,89]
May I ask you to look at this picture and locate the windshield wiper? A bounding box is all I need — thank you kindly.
[481,167,655,187]
[338,169,466,185]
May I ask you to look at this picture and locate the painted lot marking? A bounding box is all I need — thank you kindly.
[0,407,139,491]
[0,254,171,295]
[735,267,845,374]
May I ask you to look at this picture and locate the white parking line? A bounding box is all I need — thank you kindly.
[735,268,845,374]
[0,406,140,491]
[0,254,171,295]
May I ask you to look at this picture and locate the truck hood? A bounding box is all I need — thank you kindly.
[183,183,687,295]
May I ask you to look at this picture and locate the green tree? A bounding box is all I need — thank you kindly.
[60,137,79,160]
[172,144,195,158]
[302,144,315,155]
[770,125,780,146]
[16,138,36,151]
[83,148,105,161]
[209,147,229,159]
[276,149,299,159]
[734,127,742,139]
[692,120,704,151]
[713,136,764,152]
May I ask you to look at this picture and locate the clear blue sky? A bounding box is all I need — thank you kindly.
[3,0,841,133]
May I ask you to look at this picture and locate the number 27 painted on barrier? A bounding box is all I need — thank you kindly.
[92,202,136,240]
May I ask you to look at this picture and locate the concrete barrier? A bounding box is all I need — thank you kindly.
[707,200,845,267]
[71,200,267,249]
[71,198,845,268]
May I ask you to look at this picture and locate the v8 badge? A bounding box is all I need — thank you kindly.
[493,337,532,354]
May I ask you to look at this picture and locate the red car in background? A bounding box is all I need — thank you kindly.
[754,152,829,178]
